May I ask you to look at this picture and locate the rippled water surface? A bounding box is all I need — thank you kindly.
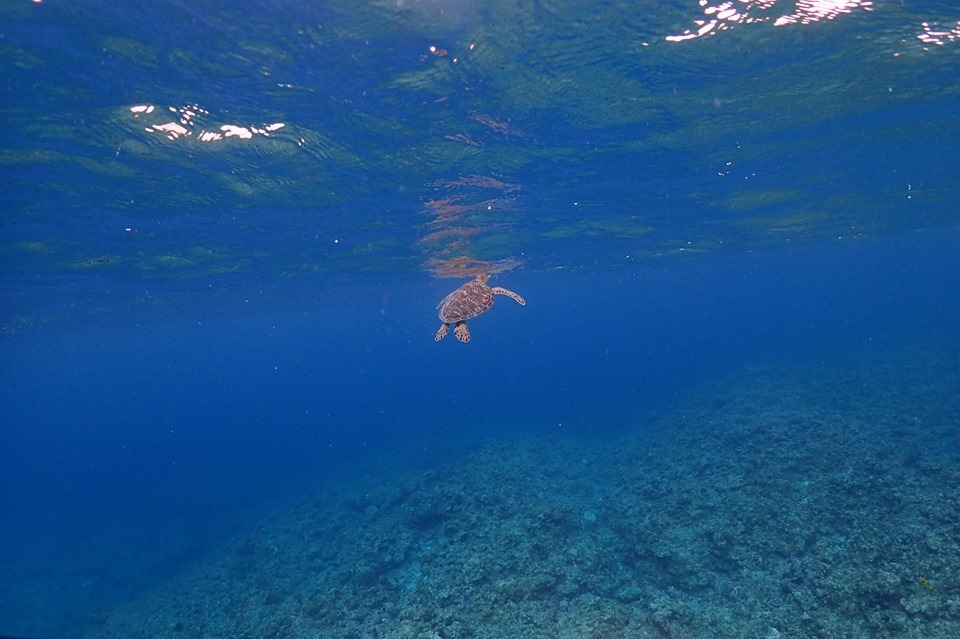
[4,0,958,300]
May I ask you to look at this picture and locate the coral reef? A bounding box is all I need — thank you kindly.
[89,344,960,639]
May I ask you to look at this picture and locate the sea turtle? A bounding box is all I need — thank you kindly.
[434,275,525,343]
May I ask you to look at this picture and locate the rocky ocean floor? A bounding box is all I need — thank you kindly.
[89,343,960,639]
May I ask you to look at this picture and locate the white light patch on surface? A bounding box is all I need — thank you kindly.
[916,20,960,48]
[666,0,776,42]
[666,0,873,43]
[221,125,253,139]
[149,122,189,140]
[129,104,285,145]
[774,0,874,26]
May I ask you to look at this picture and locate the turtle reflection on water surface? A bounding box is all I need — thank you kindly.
[434,275,525,343]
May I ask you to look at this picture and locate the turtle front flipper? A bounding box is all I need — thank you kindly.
[454,321,471,343]
[435,323,450,341]
[491,287,525,305]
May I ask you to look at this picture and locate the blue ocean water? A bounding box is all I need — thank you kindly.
[2,1,960,637]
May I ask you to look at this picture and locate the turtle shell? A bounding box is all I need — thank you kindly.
[437,278,494,323]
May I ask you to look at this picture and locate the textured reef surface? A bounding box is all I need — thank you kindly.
[90,344,960,639]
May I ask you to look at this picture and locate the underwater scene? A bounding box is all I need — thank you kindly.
[1,1,959,638]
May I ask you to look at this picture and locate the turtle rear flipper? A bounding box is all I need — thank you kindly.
[491,287,525,305]
[454,321,471,343]
[435,323,450,341]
